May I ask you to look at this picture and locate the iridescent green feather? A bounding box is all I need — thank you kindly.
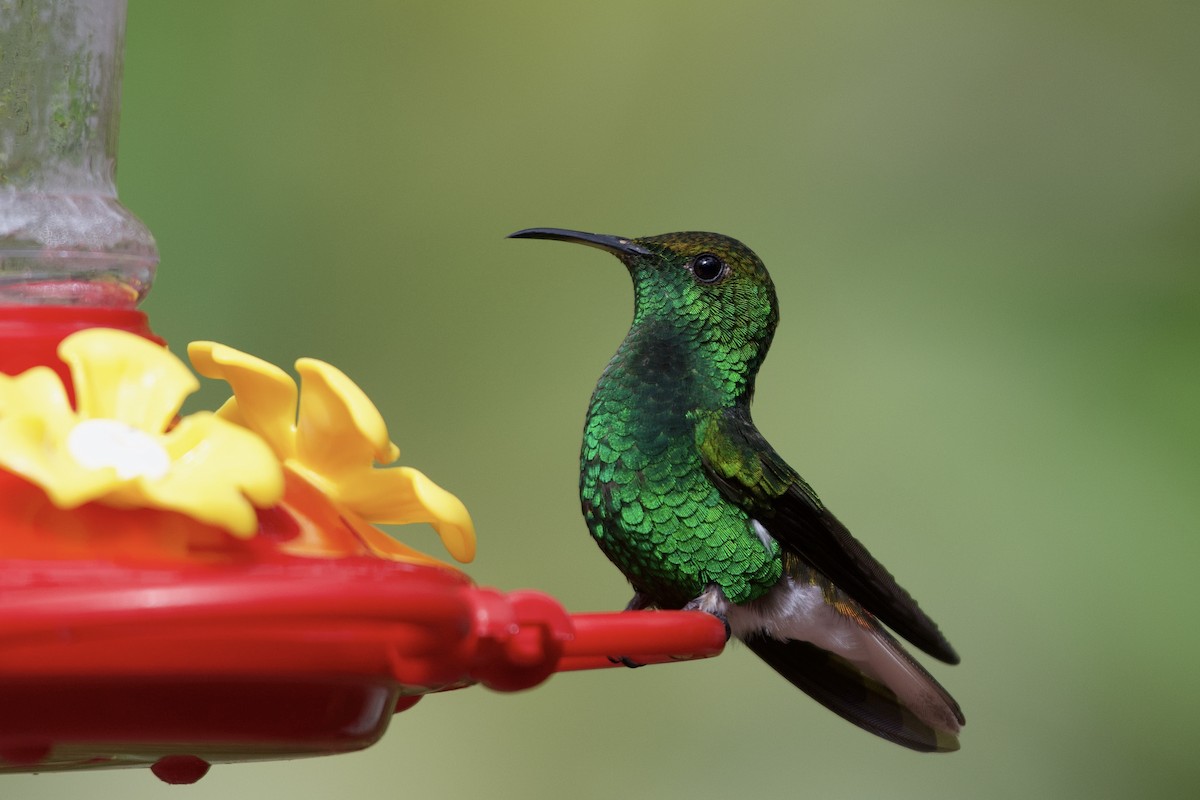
[695,406,959,664]
[579,234,783,608]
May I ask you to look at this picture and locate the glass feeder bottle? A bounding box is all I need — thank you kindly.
[0,0,156,307]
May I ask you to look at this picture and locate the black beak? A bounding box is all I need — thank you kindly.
[508,227,652,257]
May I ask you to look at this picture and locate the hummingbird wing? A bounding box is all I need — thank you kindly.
[743,631,961,752]
[695,407,959,664]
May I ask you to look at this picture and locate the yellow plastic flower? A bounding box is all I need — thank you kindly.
[0,329,283,536]
[188,342,475,563]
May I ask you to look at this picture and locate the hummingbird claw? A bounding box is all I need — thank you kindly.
[607,592,656,666]
[623,592,654,612]
[685,608,730,641]
[683,585,732,641]
[608,655,646,669]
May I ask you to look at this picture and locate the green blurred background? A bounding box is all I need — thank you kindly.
[9,1,1199,797]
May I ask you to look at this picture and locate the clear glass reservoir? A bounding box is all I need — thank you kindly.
[0,0,156,306]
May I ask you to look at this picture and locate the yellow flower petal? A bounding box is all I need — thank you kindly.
[0,367,77,429]
[0,333,286,537]
[60,330,197,431]
[293,358,399,478]
[0,412,118,507]
[187,341,475,562]
[0,368,115,506]
[136,412,284,536]
[333,465,476,563]
[188,342,299,460]
[338,508,460,569]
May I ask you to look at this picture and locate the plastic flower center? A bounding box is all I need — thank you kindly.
[66,419,172,481]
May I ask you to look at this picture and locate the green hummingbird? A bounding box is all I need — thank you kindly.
[509,228,964,752]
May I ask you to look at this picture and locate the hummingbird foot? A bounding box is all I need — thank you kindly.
[682,584,733,641]
[609,655,646,669]
[607,592,658,667]
[623,592,655,612]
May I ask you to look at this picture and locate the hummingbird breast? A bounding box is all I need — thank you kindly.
[579,326,783,608]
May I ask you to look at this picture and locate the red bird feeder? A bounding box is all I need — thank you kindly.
[0,1,726,783]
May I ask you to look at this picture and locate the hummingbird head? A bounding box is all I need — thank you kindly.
[508,228,779,387]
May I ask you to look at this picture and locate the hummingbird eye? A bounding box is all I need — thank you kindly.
[690,253,726,283]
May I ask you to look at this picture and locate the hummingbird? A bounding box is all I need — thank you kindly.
[509,227,964,752]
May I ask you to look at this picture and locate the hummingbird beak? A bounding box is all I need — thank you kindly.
[507,227,652,257]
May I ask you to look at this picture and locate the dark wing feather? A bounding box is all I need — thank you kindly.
[744,635,960,753]
[696,407,959,664]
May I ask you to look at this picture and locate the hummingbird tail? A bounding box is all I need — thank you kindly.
[742,632,963,753]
